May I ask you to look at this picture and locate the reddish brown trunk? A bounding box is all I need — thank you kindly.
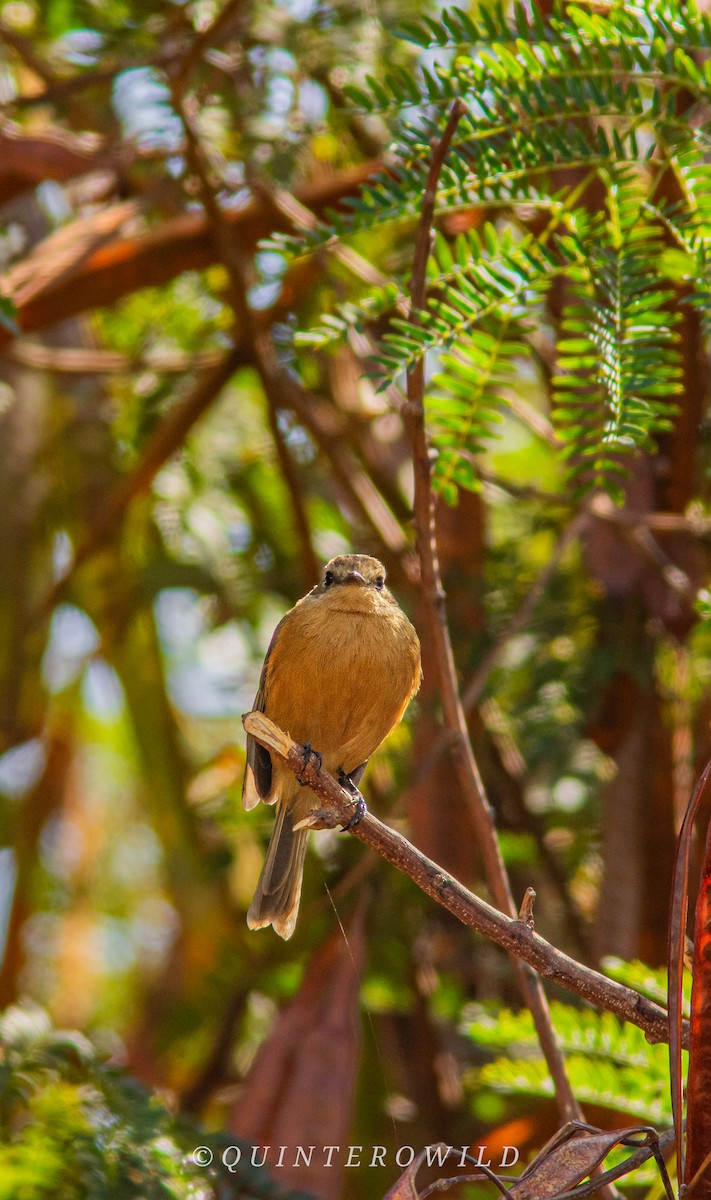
[685,814,711,1195]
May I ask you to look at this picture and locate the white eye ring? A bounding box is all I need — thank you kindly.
[375,576,384,590]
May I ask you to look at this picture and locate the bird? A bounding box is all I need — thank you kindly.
[243,553,422,939]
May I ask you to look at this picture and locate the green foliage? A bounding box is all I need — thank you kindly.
[553,171,681,497]
[294,0,711,499]
[0,1002,303,1200]
[462,994,676,1125]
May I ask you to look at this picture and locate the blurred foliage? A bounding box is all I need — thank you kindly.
[0,1000,302,1199]
[0,0,709,1197]
[463,997,677,1125]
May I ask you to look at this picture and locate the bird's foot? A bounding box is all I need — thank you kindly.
[337,767,359,795]
[297,741,322,786]
[336,767,367,829]
[342,794,367,831]
[296,807,340,832]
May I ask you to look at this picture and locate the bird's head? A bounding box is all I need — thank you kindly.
[320,554,387,593]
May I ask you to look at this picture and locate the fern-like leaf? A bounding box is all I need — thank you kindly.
[426,316,530,502]
[553,171,681,496]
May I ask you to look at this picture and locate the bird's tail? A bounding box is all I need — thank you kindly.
[247,804,309,940]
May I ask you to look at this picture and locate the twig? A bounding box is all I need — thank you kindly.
[0,18,57,87]
[403,99,583,1125]
[541,1128,676,1200]
[588,493,696,598]
[171,0,247,96]
[180,989,246,1114]
[0,51,182,113]
[246,174,410,316]
[0,342,224,374]
[242,712,686,1049]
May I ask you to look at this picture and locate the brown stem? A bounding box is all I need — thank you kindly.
[242,712,684,1049]
[403,100,582,1125]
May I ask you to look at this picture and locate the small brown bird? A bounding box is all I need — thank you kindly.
[243,553,422,939]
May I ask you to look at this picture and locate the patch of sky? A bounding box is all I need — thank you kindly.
[249,280,283,310]
[266,72,295,118]
[37,180,72,227]
[298,78,328,123]
[227,516,252,553]
[52,27,103,66]
[500,633,537,671]
[0,739,46,799]
[282,0,319,18]
[81,660,125,722]
[154,588,251,716]
[133,896,180,966]
[112,67,183,152]
[552,776,587,812]
[0,222,27,268]
[42,604,99,693]
[249,253,286,317]
[93,916,141,974]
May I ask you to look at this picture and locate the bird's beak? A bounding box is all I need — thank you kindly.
[344,570,366,584]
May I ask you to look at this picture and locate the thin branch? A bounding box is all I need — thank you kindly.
[0,18,58,87]
[588,493,698,599]
[242,712,685,1049]
[171,0,247,95]
[403,99,583,1125]
[246,173,409,315]
[0,51,182,113]
[180,989,247,1115]
[0,342,224,374]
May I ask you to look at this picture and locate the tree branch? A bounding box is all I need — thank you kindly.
[402,99,585,1126]
[242,711,684,1049]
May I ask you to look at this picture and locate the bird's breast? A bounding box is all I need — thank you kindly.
[264,597,420,773]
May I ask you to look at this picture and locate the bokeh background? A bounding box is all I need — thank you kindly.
[0,1,709,1197]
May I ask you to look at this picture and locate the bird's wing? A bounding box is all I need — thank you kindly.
[242,620,282,809]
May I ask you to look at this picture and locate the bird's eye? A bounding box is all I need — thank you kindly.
[375,575,384,590]
[324,570,334,588]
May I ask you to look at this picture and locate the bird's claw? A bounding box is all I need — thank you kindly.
[299,807,340,831]
[342,795,367,831]
[297,741,322,786]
